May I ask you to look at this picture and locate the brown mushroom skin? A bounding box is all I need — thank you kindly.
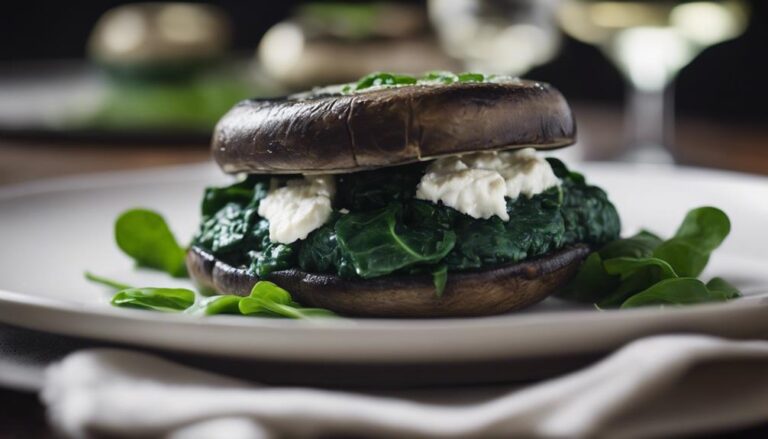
[186,244,590,318]
[213,80,576,174]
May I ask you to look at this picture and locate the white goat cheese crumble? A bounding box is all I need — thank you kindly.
[258,175,335,244]
[415,148,560,220]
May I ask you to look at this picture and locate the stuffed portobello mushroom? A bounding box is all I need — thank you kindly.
[188,72,621,317]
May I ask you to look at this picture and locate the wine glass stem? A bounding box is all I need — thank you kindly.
[622,83,674,163]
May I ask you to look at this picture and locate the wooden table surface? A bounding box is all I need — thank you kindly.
[1,104,767,438]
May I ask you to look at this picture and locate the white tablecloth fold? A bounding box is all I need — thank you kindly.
[42,334,768,438]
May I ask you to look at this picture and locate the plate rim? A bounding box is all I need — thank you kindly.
[1,285,767,362]
[2,162,768,362]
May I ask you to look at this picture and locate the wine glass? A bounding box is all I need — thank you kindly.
[557,0,750,162]
[428,0,562,77]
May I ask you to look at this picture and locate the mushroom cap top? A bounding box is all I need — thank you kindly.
[213,79,576,174]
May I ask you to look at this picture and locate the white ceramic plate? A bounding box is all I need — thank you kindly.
[1,162,767,363]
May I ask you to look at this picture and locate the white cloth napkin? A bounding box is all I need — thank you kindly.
[42,334,768,439]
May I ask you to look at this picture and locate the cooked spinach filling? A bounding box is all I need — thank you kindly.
[192,159,621,280]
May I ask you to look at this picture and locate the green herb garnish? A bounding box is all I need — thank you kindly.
[352,72,418,92]
[457,72,485,82]
[115,208,188,277]
[340,71,503,94]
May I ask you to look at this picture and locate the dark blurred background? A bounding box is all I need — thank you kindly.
[0,0,766,182]
[1,0,765,122]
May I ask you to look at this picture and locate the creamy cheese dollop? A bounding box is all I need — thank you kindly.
[415,148,560,220]
[258,175,335,244]
[416,157,509,220]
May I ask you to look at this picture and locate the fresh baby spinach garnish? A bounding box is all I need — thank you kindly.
[651,207,730,277]
[110,287,196,312]
[239,281,337,319]
[603,257,678,281]
[598,230,662,259]
[84,271,133,291]
[99,205,337,318]
[115,208,188,278]
[560,207,740,309]
[187,295,243,316]
[89,273,337,318]
[621,277,740,309]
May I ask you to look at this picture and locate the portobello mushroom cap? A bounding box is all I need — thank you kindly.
[213,80,576,174]
[187,244,590,318]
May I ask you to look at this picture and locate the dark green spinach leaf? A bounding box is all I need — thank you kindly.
[252,243,298,277]
[297,221,356,277]
[201,175,265,217]
[335,163,425,211]
[335,205,456,278]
